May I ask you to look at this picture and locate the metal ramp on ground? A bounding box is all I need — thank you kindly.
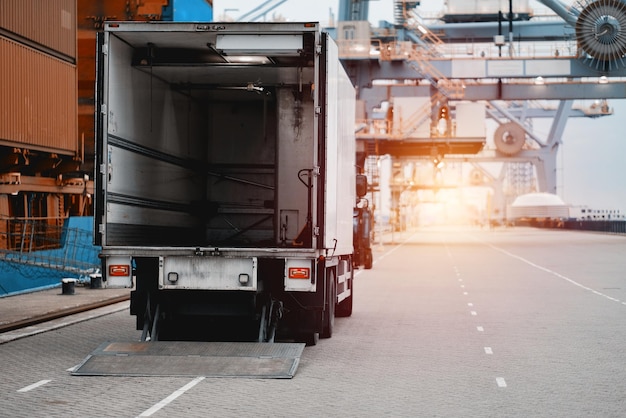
[72,341,305,379]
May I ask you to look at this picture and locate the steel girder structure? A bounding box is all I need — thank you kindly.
[340,0,626,221]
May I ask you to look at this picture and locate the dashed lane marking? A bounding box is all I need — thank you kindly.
[470,311,477,316]
[17,380,51,393]
[136,376,205,417]
[477,326,484,332]
[496,377,507,388]
[484,347,493,355]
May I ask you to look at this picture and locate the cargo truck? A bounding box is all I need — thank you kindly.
[95,21,363,345]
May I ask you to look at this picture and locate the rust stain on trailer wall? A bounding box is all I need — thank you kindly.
[0,36,78,155]
[0,0,76,60]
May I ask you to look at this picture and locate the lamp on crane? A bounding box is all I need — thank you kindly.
[436,105,450,137]
[438,105,449,120]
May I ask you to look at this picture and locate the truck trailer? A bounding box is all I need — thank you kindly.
[95,21,362,345]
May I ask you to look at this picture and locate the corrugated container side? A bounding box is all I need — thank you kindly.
[77,31,97,172]
[0,0,76,60]
[0,36,78,155]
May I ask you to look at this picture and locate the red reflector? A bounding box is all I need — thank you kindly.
[109,264,130,276]
[289,267,310,279]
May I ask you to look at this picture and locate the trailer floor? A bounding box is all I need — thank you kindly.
[72,341,305,379]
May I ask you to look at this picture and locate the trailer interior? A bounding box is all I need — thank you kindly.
[100,23,321,248]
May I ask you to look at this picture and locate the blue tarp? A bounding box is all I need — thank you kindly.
[162,0,213,22]
[0,217,100,297]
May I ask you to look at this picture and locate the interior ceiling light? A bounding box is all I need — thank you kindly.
[216,34,303,56]
[225,56,272,64]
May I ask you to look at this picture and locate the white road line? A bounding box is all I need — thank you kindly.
[468,303,473,307]
[137,377,205,417]
[477,326,484,332]
[17,380,51,393]
[372,233,417,264]
[484,347,493,354]
[355,234,416,276]
[0,301,129,345]
[496,377,507,387]
[463,292,468,295]
[470,311,477,316]
[476,237,624,305]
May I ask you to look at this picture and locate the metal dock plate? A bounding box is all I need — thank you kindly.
[72,341,305,379]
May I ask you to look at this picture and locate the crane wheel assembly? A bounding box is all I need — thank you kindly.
[576,0,626,68]
[494,122,525,156]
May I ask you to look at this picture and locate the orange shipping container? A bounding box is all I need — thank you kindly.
[0,36,78,155]
[0,0,76,60]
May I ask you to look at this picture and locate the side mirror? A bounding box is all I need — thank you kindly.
[356,174,368,198]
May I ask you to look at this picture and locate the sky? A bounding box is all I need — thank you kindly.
[212,1,626,211]
[213,0,399,25]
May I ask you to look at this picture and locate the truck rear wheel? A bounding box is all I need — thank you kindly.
[302,332,319,346]
[364,248,373,269]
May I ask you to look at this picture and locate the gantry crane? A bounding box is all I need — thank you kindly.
[336,0,626,224]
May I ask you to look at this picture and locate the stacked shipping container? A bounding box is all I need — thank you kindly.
[0,0,76,59]
[0,37,77,154]
[0,0,78,155]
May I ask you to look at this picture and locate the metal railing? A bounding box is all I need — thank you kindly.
[0,217,100,275]
[515,219,626,235]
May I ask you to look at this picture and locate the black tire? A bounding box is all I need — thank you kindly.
[364,248,373,269]
[321,269,335,338]
[301,332,319,346]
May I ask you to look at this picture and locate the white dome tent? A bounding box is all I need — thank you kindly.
[508,193,570,220]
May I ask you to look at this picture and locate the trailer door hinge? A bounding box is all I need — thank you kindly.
[313,226,320,236]
[316,44,322,55]
[101,104,107,114]
[315,106,321,115]
[102,43,108,55]
[313,166,320,176]
[98,224,104,234]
